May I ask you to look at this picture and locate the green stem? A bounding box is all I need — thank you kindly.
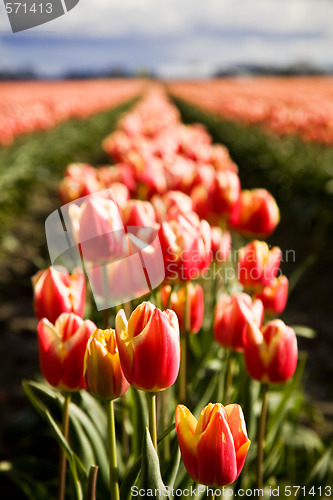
[161,389,170,461]
[179,281,191,402]
[257,384,269,495]
[224,351,236,404]
[207,488,216,500]
[148,392,157,451]
[57,393,71,500]
[107,400,120,500]
[86,465,98,500]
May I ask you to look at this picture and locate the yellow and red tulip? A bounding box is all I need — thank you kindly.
[232,189,280,237]
[238,240,281,291]
[32,266,85,324]
[254,275,289,316]
[115,301,180,391]
[175,403,250,487]
[158,214,211,282]
[161,283,204,334]
[84,329,130,400]
[244,319,298,383]
[37,312,97,391]
[214,293,264,351]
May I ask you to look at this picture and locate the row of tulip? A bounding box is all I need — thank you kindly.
[0,79,143,146]
[27,85,300,499]
[168,78,333,145]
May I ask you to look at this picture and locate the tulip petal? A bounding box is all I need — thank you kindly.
[37,319,64,388]
[224,404,250,476]
[197,408,237,486]
[175,405,198,481]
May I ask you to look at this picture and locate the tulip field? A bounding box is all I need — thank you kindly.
[0,79,332,500]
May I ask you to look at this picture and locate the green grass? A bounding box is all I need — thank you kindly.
[0,98,138,233]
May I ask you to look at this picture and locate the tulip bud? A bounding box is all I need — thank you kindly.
[32,266,85,324]
[244,319,298,383]
[233,189,280,237]
[238,240,281,291]
[84,329,130,400]
[254,275,289,316]
[115,302,180,391]
[214,293,264,351]
[175,403,250,487]
[161,284,204,334]
[37,313,97,391]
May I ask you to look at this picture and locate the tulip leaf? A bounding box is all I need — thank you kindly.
[22,380,85,500]
[120,423,176,500]
[292,325,317,339]
[140,427,170,500]
[162,440,181,488]
[69,402,109,489]
[266,353,306,449]
[303,444,333,489]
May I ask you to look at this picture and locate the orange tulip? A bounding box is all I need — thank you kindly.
[84,329,130,400]
[175,403,250,487]
[37,313,97,391]
[115,301,180,391]
[32,266,85,324]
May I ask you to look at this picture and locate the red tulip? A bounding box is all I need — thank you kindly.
[84,329,130,400]
[32,266,85,324]
[244,319,298,383]
[121,199,158,228]
[238,240,281,290]
[175,403,250,487]
[115,302,180,391]
[232,189,280,237]
[158,214,211,282]
[214,293,264,351]
[151,191,193,223]
[37,313,97,391]
[254,275,289,316]
[161,283,204,334]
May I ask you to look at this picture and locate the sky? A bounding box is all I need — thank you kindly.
[1,0,333,77]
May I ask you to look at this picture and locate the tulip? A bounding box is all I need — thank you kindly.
[244,319,298,383]
[69,195,125,263]
[115,301,180,391]
[214,293,264,351]
[151,191,193,223]
[254,275,289,316]
[158,214,211,282]
[161,283,204,334]
[175,403,250,487]
[238,240,281,290]
[37,313,97,391]
[233,189,280,237]
[121,199,158,228]
[84,329,129,400]
[58,163,101,204]
[32,266,85,324]
[210,226,231,263]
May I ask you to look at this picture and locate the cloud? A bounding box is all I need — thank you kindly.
[1,0,333,75]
